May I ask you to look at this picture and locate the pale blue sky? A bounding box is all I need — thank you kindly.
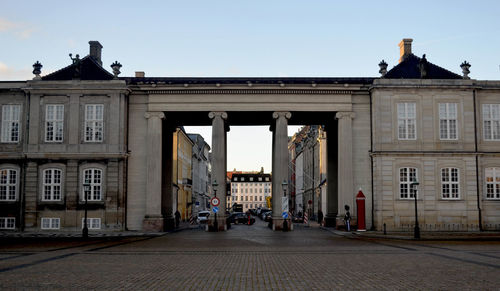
[1,1,499,171]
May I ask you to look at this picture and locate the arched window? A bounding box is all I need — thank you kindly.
[399,167,417,199]
[485,168,500,199]
[83,168,102,201]
[42,169,62,201]
[441,167,459,199]
[0,169,17,201]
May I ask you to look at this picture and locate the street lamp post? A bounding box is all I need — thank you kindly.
[411,181,420,239]
[282,180,288,232]
[82,182,90,239]
[212,180,218,232]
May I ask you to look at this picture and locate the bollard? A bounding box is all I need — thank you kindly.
[383,223,387,235]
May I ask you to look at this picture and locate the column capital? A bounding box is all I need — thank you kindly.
[208,111,228,120]
[272,111,292,120]
[335,111,355,120]
[144,111,165,120]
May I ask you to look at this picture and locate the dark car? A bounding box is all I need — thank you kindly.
[227,212,256,225]
[263,211,272,222]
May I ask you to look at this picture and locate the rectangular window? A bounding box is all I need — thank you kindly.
[41,218,60,230]
[42,169,62,201]
[0,169,17,201]
[82,218,101,229]
[439,103,458,140]
[1,105,20,143]
[397,103,416,140]
[483,104,500,140]
[0,217,15,229]
[399,167,417,199]
[85,104,104,142]
[45,105,64,142]
[485,168,500,199]
[83,168,102,201]
[441,167,460,199]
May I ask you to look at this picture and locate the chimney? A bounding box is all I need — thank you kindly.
[89,41,103,66]
[398,38,413,63]
[135,71,145,78]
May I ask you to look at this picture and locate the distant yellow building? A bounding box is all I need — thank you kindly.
[173,128,194,221]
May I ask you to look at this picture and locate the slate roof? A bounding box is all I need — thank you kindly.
[42,56,114,81]
[384,54,462,79]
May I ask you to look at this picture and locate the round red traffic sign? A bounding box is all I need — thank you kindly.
[210,197,220,207]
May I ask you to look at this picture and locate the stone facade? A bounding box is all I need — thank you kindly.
[1,39,499,233]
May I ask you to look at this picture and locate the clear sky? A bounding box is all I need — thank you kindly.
[1,1,499,171]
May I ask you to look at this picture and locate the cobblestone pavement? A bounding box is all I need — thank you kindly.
[1,220,499,290]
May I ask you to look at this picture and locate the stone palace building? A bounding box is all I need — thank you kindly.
[0,39,498,232]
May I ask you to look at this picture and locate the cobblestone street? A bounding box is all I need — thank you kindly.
[1,220,499,290]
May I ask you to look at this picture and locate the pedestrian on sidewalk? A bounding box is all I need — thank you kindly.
[175,210,181,228]
[318,209,323,226]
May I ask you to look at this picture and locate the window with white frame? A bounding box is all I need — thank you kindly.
[0,217,15,229]
[42,169,62,201]
[41,218,60,229]
[83,168,102,201]
[439,103,458,140]
[483,104,500,140]
[399,167,417,199]
[0,169,17,201]
[1,105,21,143]
[397,103,416,140]
[441,167,460,199]
[45,104,64,142]
[485,167,500,199]
[81,218,101,229]
[84,104,104,142]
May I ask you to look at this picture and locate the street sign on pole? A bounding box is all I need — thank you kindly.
[210,197,220,207]
[212,206,219,213]
[282,212,288,219]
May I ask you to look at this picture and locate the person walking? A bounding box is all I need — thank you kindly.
[175,210,181,228]
[317,209,324,226]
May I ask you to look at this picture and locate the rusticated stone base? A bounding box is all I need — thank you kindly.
[142,216,164,232]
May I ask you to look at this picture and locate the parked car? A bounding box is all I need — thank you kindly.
[258,208,271,219]
[263,211,272,222]
[196,211,210,224]
[292,215,303,223]
[227,212,255,225]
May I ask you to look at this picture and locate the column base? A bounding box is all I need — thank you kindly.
[207,216,227,232]
[142,216,165,232]
[272,217,293,231]
[324,215,337,227]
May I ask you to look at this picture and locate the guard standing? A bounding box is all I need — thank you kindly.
[175,210,181,228]
[344,205,351,231]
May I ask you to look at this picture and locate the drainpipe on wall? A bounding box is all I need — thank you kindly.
[473,88,483,231]
[369,90,375,231]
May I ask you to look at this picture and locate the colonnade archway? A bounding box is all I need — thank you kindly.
[140,110,354,231]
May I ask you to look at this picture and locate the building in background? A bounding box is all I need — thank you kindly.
[173,128,194,221]
[188,134,211,216]
[288,126,327,220]
[227,170,272,212]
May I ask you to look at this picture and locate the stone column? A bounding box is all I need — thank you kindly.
[324,122,338,227]
[336,111,355,225]
[209,111,228,231]
[271,111,291,230]
[143,111,165,231]
[162,123,176,231]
